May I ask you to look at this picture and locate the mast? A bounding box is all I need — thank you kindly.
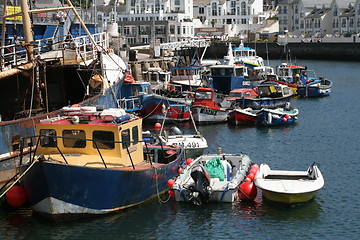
[20,0,34,61]
[1,0,7,68]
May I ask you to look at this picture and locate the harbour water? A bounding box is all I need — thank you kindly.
[1,60,360,239]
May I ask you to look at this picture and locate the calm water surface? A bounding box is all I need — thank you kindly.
[1,60,360,239]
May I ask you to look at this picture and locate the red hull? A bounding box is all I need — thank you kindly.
[228,109,257,125]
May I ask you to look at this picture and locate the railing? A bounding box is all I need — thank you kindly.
[0,32,109,71]
[118,98,142,111]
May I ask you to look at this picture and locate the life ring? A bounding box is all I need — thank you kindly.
[124,73,134,83]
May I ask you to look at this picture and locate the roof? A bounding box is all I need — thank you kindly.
[335,0,355,9]
[193,0,211,6]
[305,7,331,18]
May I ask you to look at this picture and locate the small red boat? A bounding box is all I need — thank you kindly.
[228,108,261,125]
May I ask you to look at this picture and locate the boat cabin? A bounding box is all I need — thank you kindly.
[226,88,258,101]
[36,107,144,168]
[257,83,293,98]
[119,82,152,112]
[142,67,171,89]
[209,64,249,94]
[277,63,306,84]
[193,88,219,109]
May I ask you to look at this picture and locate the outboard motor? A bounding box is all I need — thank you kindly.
[285,102,291,111]
[189,165,211,205]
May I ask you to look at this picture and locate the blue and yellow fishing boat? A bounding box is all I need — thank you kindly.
[18,106,184,221]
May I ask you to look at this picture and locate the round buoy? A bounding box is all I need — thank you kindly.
[178,168,184,175]
[238,181,257,200]
[154,122,162,129]
[246,172,255,181]
[167,179,175,188]
[282,117,288,122]
[6,185,27,208]
[284,114,290,119]
[248,167,258,175]
[243,177,251,182]
[186,158,193,165]
[168,190,175,198]
[251,164,260,170]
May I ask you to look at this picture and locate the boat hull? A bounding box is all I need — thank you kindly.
[20,157,182,221]
[240,95,292,109]
[228,109,257,125]
[297,85,331,97]
[191,107,228,124]
[141,96,191,121]
[261,190,317,204]
[256,109,298,126]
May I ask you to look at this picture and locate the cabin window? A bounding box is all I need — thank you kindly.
[121,129,131,149]
[235,68,244,76]
[62,130,86,148]
[132,126,139,145]
[93,131,115,150]
[40,129,57,147]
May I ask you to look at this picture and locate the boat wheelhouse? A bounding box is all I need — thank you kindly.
[209,64,249,95]
[233,41,264,68]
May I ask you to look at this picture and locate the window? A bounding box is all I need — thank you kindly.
[93,131,115,150]
[175,0,180,5]
[212,3,217,16]
[63,130,86,148]
[241,2,246,15]
[132,126,139,145]
[121,129,130,149]
[235,68,244,76]
[40,129,57,147]
[199,7,204,14]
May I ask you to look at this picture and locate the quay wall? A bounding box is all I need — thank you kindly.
[205,42,360,61]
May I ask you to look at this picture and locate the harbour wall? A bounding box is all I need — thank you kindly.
[205,42,360,61]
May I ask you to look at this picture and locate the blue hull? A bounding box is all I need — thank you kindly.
[238,96,292,109]
[297,86,331,97]
[297,79,332,98]
[257,111,297,126]
[21,153,182,221]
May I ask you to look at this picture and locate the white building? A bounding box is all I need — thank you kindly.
[193,0,267,37]
[278,0,360,37]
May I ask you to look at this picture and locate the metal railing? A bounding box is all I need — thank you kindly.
[0,32,109,71]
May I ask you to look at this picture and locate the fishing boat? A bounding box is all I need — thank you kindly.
[297,77,332,98]
[254,163,324,204]
[0,0,128,189]
[171,153,253,205]
[16,107,184,221]
[256,105,299,126]
[227,108,261,125]
[234,82,294,109]
[233,41,264,68]
[190,88,229,124]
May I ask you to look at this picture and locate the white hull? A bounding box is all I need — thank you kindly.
[191,107,228,123]
[254,163,324,204]
[159,135,208,159]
